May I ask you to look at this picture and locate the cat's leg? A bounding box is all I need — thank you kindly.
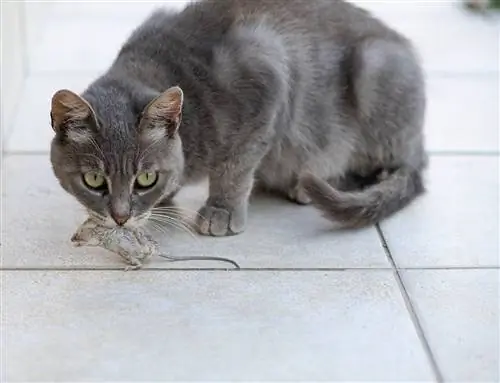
[197,151,268,237]
[200,27,287,236]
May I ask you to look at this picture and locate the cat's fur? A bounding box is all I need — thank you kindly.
[50,0,427,235]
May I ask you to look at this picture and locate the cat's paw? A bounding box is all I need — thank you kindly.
[196,204,247,237]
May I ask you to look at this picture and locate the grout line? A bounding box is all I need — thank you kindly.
[376,224,444,383]
[1,265,497,271]
[0,267,389,272]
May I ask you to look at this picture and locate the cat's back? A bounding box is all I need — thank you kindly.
[199,0,397,41]
[120,0,402,65]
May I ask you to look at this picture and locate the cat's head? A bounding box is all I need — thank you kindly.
[50,86,185,228]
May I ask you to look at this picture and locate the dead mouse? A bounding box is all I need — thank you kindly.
[71,218,240,271]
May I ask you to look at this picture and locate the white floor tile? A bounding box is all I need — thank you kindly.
[3,270,434,381]
[2,155,389,269]
[381,156,499,267]
[426,74,499,152]
[403,269,499,382]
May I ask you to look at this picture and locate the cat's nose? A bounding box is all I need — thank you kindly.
[111,212,130,226]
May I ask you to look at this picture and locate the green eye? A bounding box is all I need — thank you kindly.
[83,171,106,190]
[136,172,158,188]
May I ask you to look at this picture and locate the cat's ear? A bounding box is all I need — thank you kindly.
[50,89,96,138]
[140,86,183,140]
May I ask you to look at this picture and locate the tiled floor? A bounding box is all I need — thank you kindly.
[1,1,499,381]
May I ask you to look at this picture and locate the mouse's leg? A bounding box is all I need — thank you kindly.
[124,263,143,271]
[117,250,144,271]
[131,229,158,262]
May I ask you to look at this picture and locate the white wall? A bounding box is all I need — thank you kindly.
[1,1,53,148]
[23,2,53,59]
[1,1,26,145]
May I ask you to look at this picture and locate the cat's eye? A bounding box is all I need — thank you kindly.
[83,171,106,190]
[135,172,158,189]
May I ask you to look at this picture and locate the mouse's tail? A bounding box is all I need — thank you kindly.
[301,167,425,228]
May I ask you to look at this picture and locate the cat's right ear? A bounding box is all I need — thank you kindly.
[50,89,96,139]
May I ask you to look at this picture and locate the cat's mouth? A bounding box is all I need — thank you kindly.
[86,210,124,229]
[85,210,150,230]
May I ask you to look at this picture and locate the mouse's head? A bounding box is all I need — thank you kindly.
[71,219,102,247]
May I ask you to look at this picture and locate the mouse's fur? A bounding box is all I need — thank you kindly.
[72,219,156,270]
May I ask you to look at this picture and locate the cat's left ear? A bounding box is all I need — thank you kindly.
[140,86,183,140]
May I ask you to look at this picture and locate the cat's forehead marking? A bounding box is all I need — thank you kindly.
[103,154,136,176]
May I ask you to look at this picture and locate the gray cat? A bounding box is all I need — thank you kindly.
[50,0,426,236]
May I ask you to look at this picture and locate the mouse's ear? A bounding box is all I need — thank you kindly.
[139,86,183,140]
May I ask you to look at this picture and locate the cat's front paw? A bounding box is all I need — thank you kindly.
[196,204,247,237]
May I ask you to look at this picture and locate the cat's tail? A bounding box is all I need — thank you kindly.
[301,167,425,228]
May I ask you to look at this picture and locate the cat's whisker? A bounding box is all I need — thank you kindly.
[151,212,199,231]
[152,206,205,220]
[149,219,178,239]
[148,221,171,236]
[149,214,196,234]
[150,211,198,224]
[149,214,198,241]
[148,219,198,242]
[150,211,195,227]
